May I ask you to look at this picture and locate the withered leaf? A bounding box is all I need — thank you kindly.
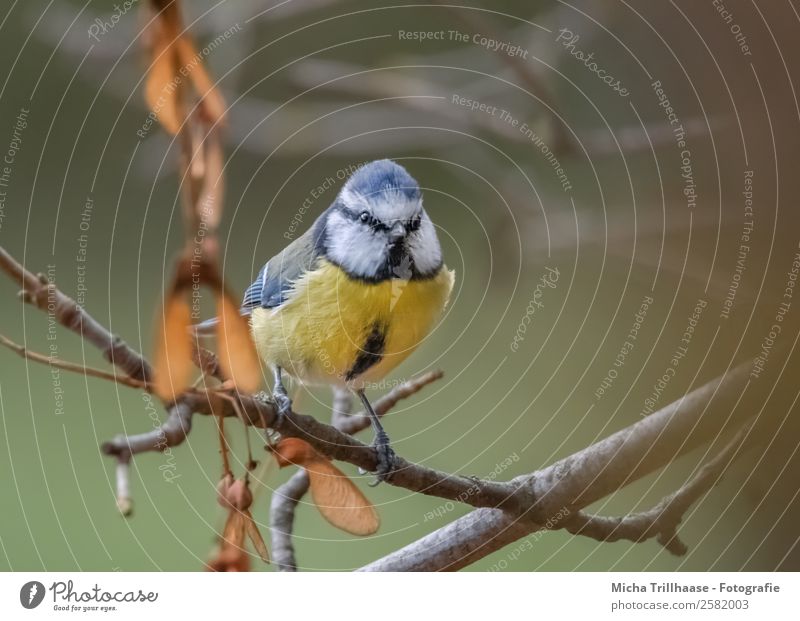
[307,461,380,536]
[244,512,270,563]
[144,21,183,135]
[174,36,227,126]
[272,438,380,536]
[144,5,226,136]
[153,291,193,400]
[216,291,261,393]
[271,437,318,468]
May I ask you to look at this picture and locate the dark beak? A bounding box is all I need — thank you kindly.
[388,222,406,244]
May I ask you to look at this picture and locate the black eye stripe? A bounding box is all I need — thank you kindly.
[334,203,421,233]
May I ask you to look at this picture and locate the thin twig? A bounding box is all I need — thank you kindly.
[0,333,148,390]
[0,245,153,384]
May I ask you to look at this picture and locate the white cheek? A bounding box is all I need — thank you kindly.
[325,211,386,277]
[407,212,442,274]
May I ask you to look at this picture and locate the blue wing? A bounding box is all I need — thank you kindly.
[241,265,266,312]
[243,225,323,311]
[193,220,323,337]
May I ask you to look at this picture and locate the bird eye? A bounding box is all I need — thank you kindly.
[359,211,371,223]
[409,215,421,231]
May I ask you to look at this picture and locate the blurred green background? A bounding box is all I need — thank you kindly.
[1,0,800,571]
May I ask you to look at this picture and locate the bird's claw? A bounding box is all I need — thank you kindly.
[256,390,292,430]
[361,430,396,487]
[272,392,292,429]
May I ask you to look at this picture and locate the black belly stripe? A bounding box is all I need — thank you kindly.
[345,322,387,381]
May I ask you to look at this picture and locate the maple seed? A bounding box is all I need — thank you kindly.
[216,472,235,508]
[271,438,380,536]
[223,478,253,512]
[153,292,193,401]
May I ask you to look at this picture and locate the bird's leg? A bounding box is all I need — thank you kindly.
[256,368,292,427]
[357,389,396,486]
[271,366,292,428]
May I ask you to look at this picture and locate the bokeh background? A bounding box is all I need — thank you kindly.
[1,0,800,571]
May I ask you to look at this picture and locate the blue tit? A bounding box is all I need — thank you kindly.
[204,159,454,483]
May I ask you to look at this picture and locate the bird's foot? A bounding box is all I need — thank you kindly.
[254,390,292,431]
[359,430,396,487]
[273,392,292,429]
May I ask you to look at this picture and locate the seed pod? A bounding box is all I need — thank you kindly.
[216,472,234,508]
[224,478,253,512]
[153,291,193,401]
[216,291,261,393]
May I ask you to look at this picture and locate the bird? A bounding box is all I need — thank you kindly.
[202,160,454,484]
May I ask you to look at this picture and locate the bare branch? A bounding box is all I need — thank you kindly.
[101,398,195,459]
[269,470,309,572]
[0,333,148,390]
[359,358,766,571]
[564,422,756,554]
[270,374,445,570]
[0,247,773,572]
[335,371,444,435]
[0,245,152,384]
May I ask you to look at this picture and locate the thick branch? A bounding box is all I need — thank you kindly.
[563,422,756,555]
[359,357,769,571]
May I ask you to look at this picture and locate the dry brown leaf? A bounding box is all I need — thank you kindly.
[144,0,225,135]
[144,1,225,136]
[217,478,269,564]
[271,437,319,468]
[244,512,270,563]
[307,461,380,536]
[144,21,183,135]
[174,37,227,126]
[272,438,380,536]
[206,545,250,572]
[216,291,261,393]
[153,291,193,400]
[222,510,246,548]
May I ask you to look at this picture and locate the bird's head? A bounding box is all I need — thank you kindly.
[320,159,443,281]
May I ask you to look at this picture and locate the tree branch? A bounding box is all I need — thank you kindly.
[0,333,148,390]
[269,374,444,570]
[1,242,774,571]
[563,422,757,555]
[0,246,152,384]
[269,469,308,572]
[359,358,769,571]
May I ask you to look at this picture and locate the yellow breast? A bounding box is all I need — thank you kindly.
[250,259,454,389]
